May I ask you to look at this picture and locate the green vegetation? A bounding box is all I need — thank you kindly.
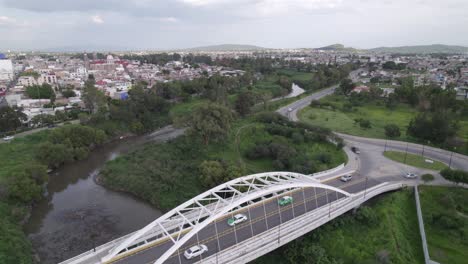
[0,124,108,263]
[300,96,416,138]
[419,186,468,264]
[100,112,345,210]
[440,168,468,184]
[383,151,447,171]
[299,92,468,154]
[255,189,424,264]
[421,174,435,183]
[25,83,56,100]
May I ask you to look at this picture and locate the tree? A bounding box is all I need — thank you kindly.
[384,124,401,138]
[0,107,27,133]
[407,112,457,144]
[234,90,256,117]
[25,84,55,100]
[82,76,106,114]
[61,89,76,98]
[37,142,73,168]
[337,78,354,95]
[30,114,55,127]
[199,160,225,188]
[188,103,233,145]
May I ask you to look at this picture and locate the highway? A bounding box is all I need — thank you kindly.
[110,174,384,264]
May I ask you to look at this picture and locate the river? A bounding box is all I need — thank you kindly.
[24,126,184,264]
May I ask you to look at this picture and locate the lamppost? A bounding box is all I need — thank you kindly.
[449,147,456,169]
[404,141,409,164]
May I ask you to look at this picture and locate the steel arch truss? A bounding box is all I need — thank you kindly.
[101,172,352,263]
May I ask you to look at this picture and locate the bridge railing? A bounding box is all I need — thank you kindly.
[197,181,409,264]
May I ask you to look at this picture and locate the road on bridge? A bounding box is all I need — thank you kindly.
[109,173,388,264]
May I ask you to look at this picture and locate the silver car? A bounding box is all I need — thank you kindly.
[404,172,418,179]
[340,174,353,182]
[184,245,208,259]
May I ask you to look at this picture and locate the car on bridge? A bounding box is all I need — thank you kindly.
[278,196,293,206]
[184,244,208,260]
[340,174,353,182]
[227,213,248,226]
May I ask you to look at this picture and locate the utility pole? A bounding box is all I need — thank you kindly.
[449,147,456,168]
[404,142,409,164]
[364,176,368,199]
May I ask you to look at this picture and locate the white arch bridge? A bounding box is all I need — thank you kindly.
[61,171,409,264]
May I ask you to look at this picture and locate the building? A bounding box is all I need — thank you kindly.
[0,55,14,81]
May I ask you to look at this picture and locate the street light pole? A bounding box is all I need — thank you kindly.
[404,142,409,164]
[364,176,368,199]
[449,148,455,169]
[384,138,388,152]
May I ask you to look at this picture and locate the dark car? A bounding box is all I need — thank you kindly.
[351,146,360,154]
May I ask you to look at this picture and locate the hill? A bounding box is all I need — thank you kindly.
[369,44,468,54]
[315,43,357,52]
[182,44,267,52]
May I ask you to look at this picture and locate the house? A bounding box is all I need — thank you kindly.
[352,85,370,93]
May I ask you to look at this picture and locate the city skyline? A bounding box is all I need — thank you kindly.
[1,0,468,51]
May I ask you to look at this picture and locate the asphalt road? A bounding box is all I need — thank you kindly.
[339,133,468,172]
[111,173,384,264]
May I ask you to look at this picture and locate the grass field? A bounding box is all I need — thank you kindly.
[383,151,448,171]
[419,186,468,264]
[299,97,416,139]
[255,189,424,264]
[298,94,468,144]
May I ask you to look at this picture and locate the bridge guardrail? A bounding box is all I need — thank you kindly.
[198,181,407,264]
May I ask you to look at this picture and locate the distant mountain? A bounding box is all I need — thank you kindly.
[182,44,267,52]
[369,44,468,54]
[315,44,357,52]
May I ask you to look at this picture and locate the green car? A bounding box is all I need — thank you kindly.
[278,196,293,206]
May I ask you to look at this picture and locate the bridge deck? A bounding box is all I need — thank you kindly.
[110,175,381,264]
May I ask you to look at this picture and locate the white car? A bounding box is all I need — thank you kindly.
[404,172,418,179]
[2,136,14,141]
[288,107,293,112]
[184,245,208,260]
[227,214,248,226]
[340,174,353,182]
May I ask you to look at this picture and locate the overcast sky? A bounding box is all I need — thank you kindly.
[1,0,468,51]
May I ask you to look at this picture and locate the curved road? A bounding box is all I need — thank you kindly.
[66,70,467,264]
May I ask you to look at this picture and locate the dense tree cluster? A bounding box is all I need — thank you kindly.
[122,53,182,65]
[25,83,55,101]
[37,125,107,168]
[382,61,407,70]
[187,103,233,145]
[198,160,243,188]
[0,107,27,134]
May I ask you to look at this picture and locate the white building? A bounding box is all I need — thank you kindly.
[0,59,14,81]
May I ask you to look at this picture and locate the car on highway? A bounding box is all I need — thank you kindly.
[288,107,293,112]
[278,196,293,206]
[184,245,208,260]
[227,214,248,226]
[340,174,353,182]
[2,136,14,141]
[404,172,418,179]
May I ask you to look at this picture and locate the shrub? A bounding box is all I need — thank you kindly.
[440,168,468,184]
[384,124,401,138]
[421,174,435,183]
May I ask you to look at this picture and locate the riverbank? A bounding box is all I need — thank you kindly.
[0,124,159,264]
[99,114,346,211]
